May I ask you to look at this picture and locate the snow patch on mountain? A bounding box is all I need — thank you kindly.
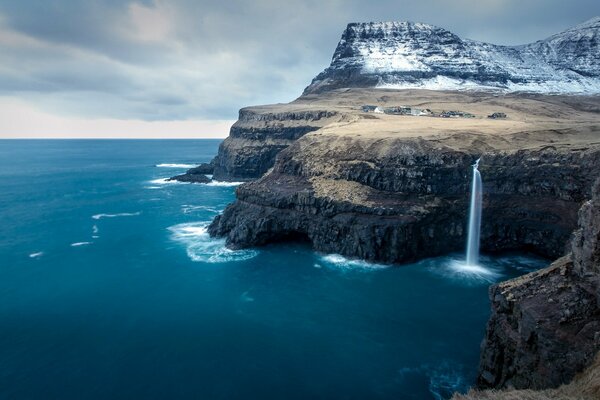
[304,18,600,95]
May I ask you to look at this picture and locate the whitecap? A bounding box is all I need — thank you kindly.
[318,253,389,271]
[92,235,100,239]
[92,225,99,234]
[29,252,43,258]
[147,178,184,185]
[71,242,91,247]
[205,181,244,187]
[168,222,258,263]
[181,205,221,214]
[155,163,196,168]
[92,212,141,220]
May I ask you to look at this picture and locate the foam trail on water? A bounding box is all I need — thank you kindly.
[148,178,241,187]
[466,158,482,266]
[155,163,196,168]
[92,212,141,220]
[71,242,91,247]
[205,181,244,187]
[319,253,388,271]
[148,178,183,185]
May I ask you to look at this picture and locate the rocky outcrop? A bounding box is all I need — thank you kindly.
[210,107,342,181]
[168,172,211,184]
[169,162,214,183]
[209,129,600,263]
[477,181,600,390]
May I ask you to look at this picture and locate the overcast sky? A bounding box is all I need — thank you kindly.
[0,0,599,138]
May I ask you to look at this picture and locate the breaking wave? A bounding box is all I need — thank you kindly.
[168,222,258,263]
[317,253,389,271]
[147,178,242,187]
[181,204,222,214]
[155,163,196,168]
[147,178,183,185]
[205,181,244,187]
[71,242,91,247]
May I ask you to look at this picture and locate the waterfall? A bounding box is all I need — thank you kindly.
[466,158,482,266]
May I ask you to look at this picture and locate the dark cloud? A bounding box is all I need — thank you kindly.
[0,0,599,121]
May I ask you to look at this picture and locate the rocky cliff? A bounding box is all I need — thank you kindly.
[211,105,344,181]
[208,90,600,264]
[472,179,600,395]
[305,18,600,95]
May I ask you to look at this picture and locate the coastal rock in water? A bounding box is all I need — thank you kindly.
[167,173,211,184]
[168,162,214,183]
[477,180,600,390]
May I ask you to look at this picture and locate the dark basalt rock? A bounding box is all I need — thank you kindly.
[210,108,340,181]
[477,180,600,390]
[168,162,214,183]
[167,173,211,184]
[186,163,214,175]
[208,135,600,263]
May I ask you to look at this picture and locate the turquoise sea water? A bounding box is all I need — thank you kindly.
[0,140,547,399]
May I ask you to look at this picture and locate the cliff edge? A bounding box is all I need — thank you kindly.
[454,180,600,398]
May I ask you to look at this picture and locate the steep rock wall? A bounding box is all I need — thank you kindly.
[211,107,341,181]
[477,181,600,390]
[209,133,600,263]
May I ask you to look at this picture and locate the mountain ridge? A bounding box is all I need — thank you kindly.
[304,17,600,95]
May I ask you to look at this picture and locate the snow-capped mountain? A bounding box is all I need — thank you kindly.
[304,18,600,95]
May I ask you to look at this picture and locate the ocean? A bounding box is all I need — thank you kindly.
[0,140,547,399]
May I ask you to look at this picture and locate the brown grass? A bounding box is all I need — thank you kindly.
[452,354,600,400]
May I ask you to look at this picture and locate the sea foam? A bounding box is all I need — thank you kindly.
[423,255,502,285]
[181,205,222,214]
[71,242,91,247]
[318,253,388,271]
[155,163,196,168]
[168,222,258,263]
[205,181,244,187]
[92,212,141,220]
[148,178,183,185]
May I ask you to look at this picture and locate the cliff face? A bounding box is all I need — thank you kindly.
[210,106,342,181]
[477,181,600,390]
[304,18,600,94]
[209,127,600,263]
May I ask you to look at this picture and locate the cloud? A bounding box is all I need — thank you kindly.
[0,97,232,138]
[0,0,598,133]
